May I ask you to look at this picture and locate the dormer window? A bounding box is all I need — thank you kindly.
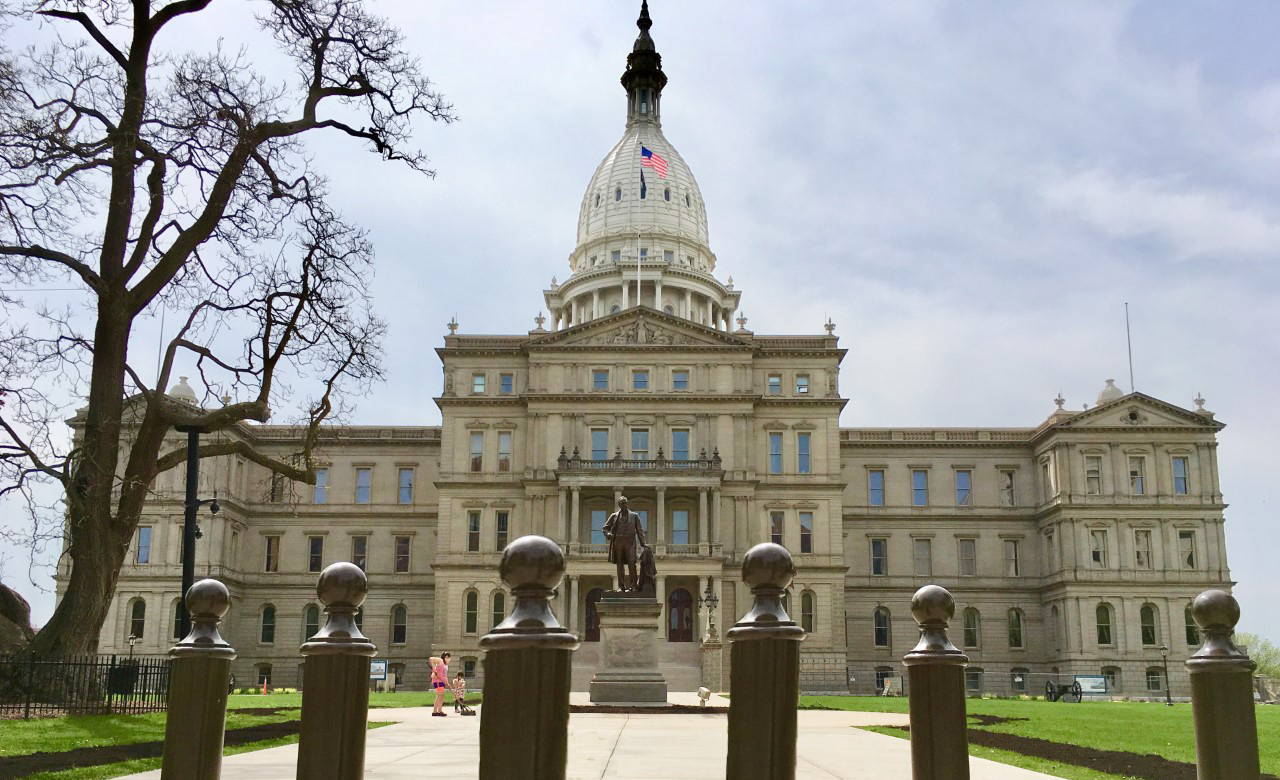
[664,188,670,201]
[686,193,691,207]
[595,194,601,207]
[615,187,622,202]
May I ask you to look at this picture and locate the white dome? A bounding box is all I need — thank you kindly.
[168,376,198,405]
[575,125,709,254]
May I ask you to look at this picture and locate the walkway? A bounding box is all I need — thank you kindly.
[119,694,1058,779]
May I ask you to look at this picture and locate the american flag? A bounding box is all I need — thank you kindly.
[641,146,668,178]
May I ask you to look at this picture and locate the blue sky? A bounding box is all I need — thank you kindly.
[3,1,1278,643]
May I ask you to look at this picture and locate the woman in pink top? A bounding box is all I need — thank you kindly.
[431,652,451,716]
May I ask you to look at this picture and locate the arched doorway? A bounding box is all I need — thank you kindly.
[668,588,693,642]
[585,588,604,642]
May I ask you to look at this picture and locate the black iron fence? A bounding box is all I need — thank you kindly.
[0,653,171,719]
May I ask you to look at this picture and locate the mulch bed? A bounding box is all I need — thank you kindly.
[886,721,1280,780]
[0,720,301,780]
[569,703,728,714]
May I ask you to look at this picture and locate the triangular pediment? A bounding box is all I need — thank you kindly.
[1051,393,1223,431]
[528,308,750,349]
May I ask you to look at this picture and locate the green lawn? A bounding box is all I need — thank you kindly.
[800,695,1280,780]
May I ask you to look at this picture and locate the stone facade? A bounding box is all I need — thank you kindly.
[56,6,1235,699]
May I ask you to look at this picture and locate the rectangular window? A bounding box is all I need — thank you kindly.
[958,538,976,576]
[464,659,477,679]
[268,472,284,503]
[868,469,885,506]
[592,369,609,390]
[590,509,608,545]
[1041,460,1054,501]
[870,538,887,576]
[314,468,329,504]
[591,429,609,460]
[999,469,1016,507]
[1146,668,1164,692]
[672,429,690,461]
[398,467,414,504]
[1090,530,1108,568]
[913,538,932,577]
[351,536,368,571]
[672,369,689,390]
[768,433,783,474]
[499,373,514,395]
[1178,530,1197,569]
[355,467,372,504]
[394,536,410,573]
[471,373,486,394]
[799,512,814,554]
[912,469,928,506]
[664,249,674,263]
[795,375,809,395]
[136,527,152,564]
[611,249,621,264]
[1045,530,1056,571]
[671,509,690,545]
[308,535,324,573]
[470,432,484,472]
[1004,540,1020,577]
[1085,456,1102,496]
[467,512,481,552]
[264,536,280,573]
[1173,456,1189,495]
[955,470,972,506]
[770,512,784,546]
[496,512,510,551]
[767,374,782,395]
[1129,456,1146,495]
[497,432,512,473]
[632,369,649,390]
[797,432,811,474]
[631,428,650,459]
[1134,530,1153,569]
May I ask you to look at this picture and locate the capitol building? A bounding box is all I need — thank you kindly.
[65,5,1235,696]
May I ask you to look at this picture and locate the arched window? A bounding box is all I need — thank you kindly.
[1007,609,1024,648]
[129,598,146,639]
[1096,603,1113,646]
[1140,604,1159,646]
[873,607,891,648]
[685,193,691,207]
[585,587,604,642]
[615,187,621,202]
[664,305,674,315]
[491,592,506,630]
[663,187,670,201]
[595,193,601,207]
[1185,605,1200,646]
[304,605,320,641]
[610,304,621,314]
[668,588,693,642]
[391,605,407,645]
[962,608,980,649]
[1050,605,1061,650]
[464,591,478,634]
[800,591,815,633]
[260,604,276,644]
[171,598,183,640]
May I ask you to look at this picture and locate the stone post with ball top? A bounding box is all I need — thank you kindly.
[725,542,805,780]
[296,562,377,780]
[160,579,236,780]
[903,584,970,780]
[1186,589,1260,780]
[479,535,580,780]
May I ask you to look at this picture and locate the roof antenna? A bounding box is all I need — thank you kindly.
[1124,302,1135,394]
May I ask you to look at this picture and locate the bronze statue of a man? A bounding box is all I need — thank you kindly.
[604,496,648,591]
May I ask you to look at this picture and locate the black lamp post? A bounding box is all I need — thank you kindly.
[127,634,137,660]
[699,578,720,641]
[174,425,220,639]
[1160,644,1172,706]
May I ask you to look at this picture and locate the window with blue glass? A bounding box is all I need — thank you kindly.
[797,433,811,474]
[136,527,152,564]
[631,428,650,459]
[672,429,690,461]
[355,467,371,504]
[632,369,649,390]
[955,469,972,506]
[591,429,609,460]
[398,467,414,504]
[590,509,608,545]
[499,373,513,394]
[593,369,609,390]
[912,469,929,506]
[313,467,328,503]
[768,432,783,474]
[868,469,885,506]
[671,509,690,544]
[672,369,689,390]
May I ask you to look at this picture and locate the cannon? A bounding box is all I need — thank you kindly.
[1045,679,1083,702]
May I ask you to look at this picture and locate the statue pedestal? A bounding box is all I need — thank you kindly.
[589,593,668,705]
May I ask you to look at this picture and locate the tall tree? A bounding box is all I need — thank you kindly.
[0,0,454,656]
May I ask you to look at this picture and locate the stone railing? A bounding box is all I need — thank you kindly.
[557,446,722,472]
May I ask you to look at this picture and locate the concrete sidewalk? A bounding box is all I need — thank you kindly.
[119,695,1058,779]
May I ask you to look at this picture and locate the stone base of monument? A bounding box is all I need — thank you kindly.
[589,592,669,706]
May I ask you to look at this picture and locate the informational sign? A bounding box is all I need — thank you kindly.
[369,659,388,681]
[1075,674,1108,694]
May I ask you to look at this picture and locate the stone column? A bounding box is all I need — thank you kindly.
[1186,590,1260,780]
[297,563,377,780]
[160,580,236,780]
[557,488,567,543]
[706,299,714,327]
[698,487,709,554]
[480,536,579,780]
[903,584,970,780]
[565,575,577,637]
[656,279,663,312]
[656,487,666,548]
[570,488,581,545]
[710,488,720,547]
[685,288,692,319]
[622,280,629,309]
[592,288,600,320]
[725,543,805,779]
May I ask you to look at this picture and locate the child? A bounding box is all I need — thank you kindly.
[452,671,467,713]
